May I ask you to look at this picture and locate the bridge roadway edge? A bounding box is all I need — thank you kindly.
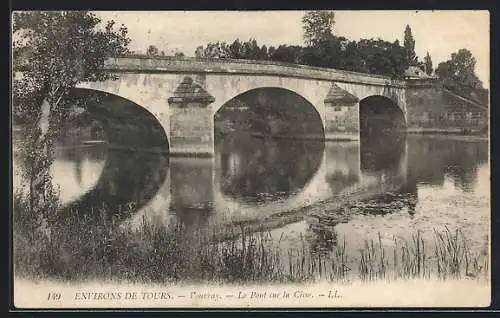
[102,55,408,89]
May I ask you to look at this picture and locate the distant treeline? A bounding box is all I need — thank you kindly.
[191,39,488,107]
[194,37,411,80]
[188,12,488,106]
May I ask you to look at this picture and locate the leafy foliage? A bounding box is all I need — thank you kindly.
[12,11,131,234]
[13,11,131,125]
[436,48,483,89]
[195,39,268,60]
[424,52,433,75]
[195,41,231,58]
[192,14,415,79]
[302,11,335,47]
[269,45,303,64]
[192,36,410,79]
[435,49,488,107]
[403,25,418,67]
[145,45,184,57]
[146,44,159,56]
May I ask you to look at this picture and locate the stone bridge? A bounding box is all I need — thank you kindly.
[77,55,409,156]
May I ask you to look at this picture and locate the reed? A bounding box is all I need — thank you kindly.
[13,197,488,285]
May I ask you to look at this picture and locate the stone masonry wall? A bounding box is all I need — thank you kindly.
[406,82,488,132]
[169,103,214,155]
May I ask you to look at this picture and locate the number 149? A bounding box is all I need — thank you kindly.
[47,292,61,301]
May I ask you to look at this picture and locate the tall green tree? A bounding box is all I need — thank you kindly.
[194,45,204,58]
[436,48,483,89]
[259,45,269,60]
[339,40,368,73]
[301,36,347,69]
[269,45,303,64]
[195,41,230,58]
[424,51,433,75]
[302,11,335,47]
[174,51,185,58]
[403,24,417,67]
[242,38,261,59]
[228,39,244,59]
[146,45,159,56]
[12,11,131,229]
[355,38,407,79]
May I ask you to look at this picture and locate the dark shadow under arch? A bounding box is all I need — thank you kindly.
[359,95,406,138]
[213,87,325,204]
[68,88,170,152]
[214,87,325,139]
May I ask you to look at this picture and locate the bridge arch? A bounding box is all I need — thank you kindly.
[70,87,170,152]
[359,95,406,138]
[214,86,325,139]
[206,75,332,126]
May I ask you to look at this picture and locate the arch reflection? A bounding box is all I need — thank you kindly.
[51,145,108,204]
[67,148,169,220]
[216,135,324,204]
[214,87,325,204]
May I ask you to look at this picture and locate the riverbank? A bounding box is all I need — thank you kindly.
[14,277,490,308]
[406,133,488,142]
[248,131,488,143]
[13,126,488,155]
[406,127,488,141]
[250,132,358,142]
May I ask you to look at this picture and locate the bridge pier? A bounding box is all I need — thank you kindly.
[168,77,216,157]
[323,84,360,141]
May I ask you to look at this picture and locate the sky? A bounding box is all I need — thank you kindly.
[94,11,490,88]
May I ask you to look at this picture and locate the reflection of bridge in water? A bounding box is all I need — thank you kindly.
[126,134,410,229]
[129,134,486,230]
[40,132,488,232]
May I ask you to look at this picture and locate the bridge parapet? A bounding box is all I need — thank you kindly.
[405,78,439,88]
[104,55,407,88]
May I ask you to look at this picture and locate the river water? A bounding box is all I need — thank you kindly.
[12,131,490,278]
